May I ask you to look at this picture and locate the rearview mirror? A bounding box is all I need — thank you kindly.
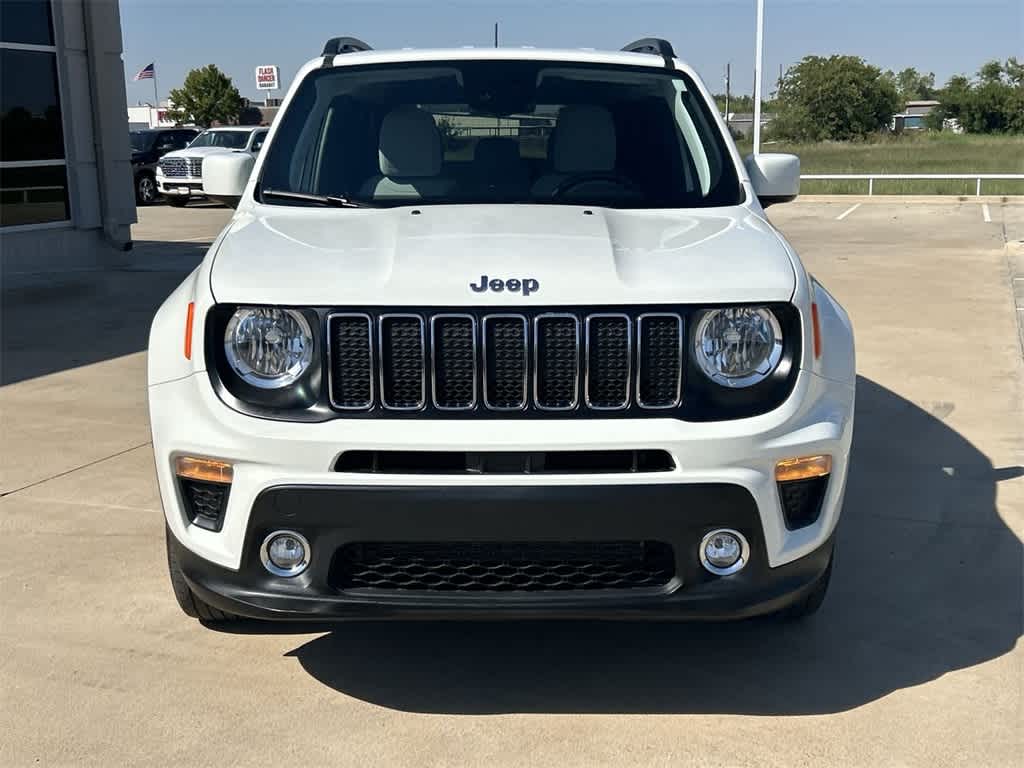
[202,152,255,208]
[744,153,800,207]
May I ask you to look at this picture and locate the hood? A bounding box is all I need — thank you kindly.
[209,205,795,306]
[162,146,245,159]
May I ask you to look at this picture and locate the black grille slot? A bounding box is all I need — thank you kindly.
[778,476,829,530]
[332,541,676,592]
[586,315,630,408]
[484,315,528,410]
[178,478,230,532]
[334,449,675,474]
[379,315,425,409]
[431,315,476,409]
[328,314,373,409]
[637,314,683,408]
[535,315,579,409]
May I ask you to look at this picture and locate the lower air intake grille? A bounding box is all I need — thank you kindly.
[178,478,230,532]
[778,475,829,530]
[332,541,675,592]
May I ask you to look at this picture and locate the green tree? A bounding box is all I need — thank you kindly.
[883,67,937,103]
[978,60,1005,85]
[928,62,1024,134]
[771,55,900,141]
[166,65,243,128]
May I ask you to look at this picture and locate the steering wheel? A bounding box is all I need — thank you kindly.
[549,172,640,201]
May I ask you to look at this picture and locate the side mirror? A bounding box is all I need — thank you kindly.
[202,152,255,208]
[744,153,800,207]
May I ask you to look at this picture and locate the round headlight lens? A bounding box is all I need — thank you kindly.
[694,307,783,387]
[224,307,313,388]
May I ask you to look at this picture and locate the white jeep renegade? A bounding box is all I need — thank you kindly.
[149,37,855,623]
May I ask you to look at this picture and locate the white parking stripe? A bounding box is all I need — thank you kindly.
[982,203,992,223]
[836,203,861,221]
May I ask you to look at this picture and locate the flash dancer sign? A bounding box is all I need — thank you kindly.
[255,65,279,90]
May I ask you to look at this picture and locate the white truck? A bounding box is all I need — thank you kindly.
[156,126,267,206]
[148,37,855,623]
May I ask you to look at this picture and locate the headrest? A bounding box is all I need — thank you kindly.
[552,105,616,174]
[378,107,442,177]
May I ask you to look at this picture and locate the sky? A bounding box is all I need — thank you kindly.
[121,0,1024,104]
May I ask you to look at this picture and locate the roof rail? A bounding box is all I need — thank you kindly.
[321,37,373,56]
[621,38,676,61]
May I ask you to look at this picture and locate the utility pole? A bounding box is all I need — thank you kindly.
[494,22,499,48]
[725,62,731,129]
[752,0,765,154]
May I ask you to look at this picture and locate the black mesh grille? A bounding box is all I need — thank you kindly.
[380,316,424,409]
[638,315,683,407]
[329,315,373,408]
[324,309,693,414]
[586,316,630,408]
[179,479,229,532]
[778,476,829,530]
[332,541,675,592]
[485,317,527,409]
[535,316,579,408]
[432,316,476,408]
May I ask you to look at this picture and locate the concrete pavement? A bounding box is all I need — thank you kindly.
[1,199,1022,767]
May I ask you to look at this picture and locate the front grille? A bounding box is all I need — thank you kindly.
[327,309,685,415]
[158,157,202,178]
[332,541,676,592]
[379,315,425,409]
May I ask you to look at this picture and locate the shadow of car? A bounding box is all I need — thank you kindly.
[210,377,1022,715]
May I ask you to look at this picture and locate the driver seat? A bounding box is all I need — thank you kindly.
[531,105,618,199]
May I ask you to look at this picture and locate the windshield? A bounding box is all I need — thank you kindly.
[258,60,742,208]
[130,131,156,152]
[189,130,251,149]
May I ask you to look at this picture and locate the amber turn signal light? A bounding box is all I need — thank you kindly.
[175,456,233,484]
[775,454,832,482]
[184,302,195,360]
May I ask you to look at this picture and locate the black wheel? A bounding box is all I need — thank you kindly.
[775,545,834,621]
[135,173,158,205]
[166,196,189,208]
[166,527,237,622]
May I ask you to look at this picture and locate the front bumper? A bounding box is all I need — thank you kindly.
[170,483,836,620]
[156,173,203,197]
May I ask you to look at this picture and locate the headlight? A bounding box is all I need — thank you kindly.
[694,307,783,388]
[224,307,313,388]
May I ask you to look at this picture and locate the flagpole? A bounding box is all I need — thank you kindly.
[152,62,159,116]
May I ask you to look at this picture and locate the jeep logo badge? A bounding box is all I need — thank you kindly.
[469,275,540,296]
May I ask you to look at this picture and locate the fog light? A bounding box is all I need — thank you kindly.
[260,531,310,577]
[699,529,750,576]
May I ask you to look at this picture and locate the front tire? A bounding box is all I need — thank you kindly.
[166,196,189,208]
[166,527,237,622]
[135,173,158,205]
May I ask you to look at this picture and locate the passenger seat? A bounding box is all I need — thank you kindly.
[361,107,455,201]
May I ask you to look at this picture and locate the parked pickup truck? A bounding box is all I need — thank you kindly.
[155,126,267,207]
[149,36,855,624]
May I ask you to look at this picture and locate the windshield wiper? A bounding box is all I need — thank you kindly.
[260,189,375,208]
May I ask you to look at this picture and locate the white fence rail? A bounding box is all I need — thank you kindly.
[800,173,1024,196]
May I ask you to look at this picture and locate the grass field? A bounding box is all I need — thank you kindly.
[734,133,1024,195]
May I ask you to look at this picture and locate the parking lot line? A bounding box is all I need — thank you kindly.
[836,203,861,221]
[982,203,992,223]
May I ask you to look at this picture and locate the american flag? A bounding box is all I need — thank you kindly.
[133,62,155,81]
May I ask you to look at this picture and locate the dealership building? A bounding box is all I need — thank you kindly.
[1,0,135,273]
